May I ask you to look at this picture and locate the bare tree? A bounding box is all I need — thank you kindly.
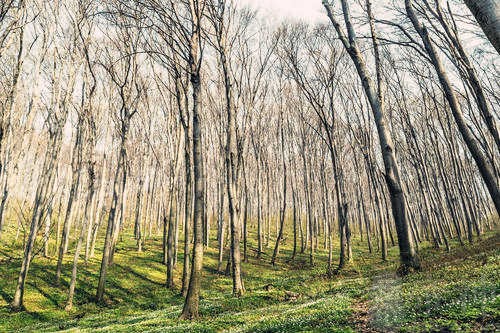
[405,0,500,216]
[323,0,420,273]
[95,3,142,302]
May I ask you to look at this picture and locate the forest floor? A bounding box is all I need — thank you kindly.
[0,228,498,332]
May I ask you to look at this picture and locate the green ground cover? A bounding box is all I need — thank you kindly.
[0,227,498,332]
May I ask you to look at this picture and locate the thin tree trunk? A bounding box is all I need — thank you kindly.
[66,160,95,310]
[181,128,192,297]
[56,122,83,284]
[271,119,287,266]
[96,130,127,303]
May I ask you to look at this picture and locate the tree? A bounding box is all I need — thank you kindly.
[405,0,500,217]
[207,0,244,297]
[0,0,25,239]
[96,3,142,302]
[463,0,500,54]
[323,0,420,273]
[179,0,206,320]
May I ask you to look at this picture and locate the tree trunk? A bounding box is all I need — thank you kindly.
[463,0,500,54]
[406,0,500,217]
[134,178,144,252]
[56,122,83,284]
[166,200,175,288]
[180,4,205,315]
[324,0,420,273]
[66,160,95,311]
[96,136,127,303]
[12,133,62,309]
[271,120,287,266]
[217,179,225,271]
[181,128,192,297]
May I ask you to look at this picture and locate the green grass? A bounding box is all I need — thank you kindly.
[0,222,498,332]
[370,235,499,332]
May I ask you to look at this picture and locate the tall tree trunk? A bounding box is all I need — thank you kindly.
[242,182,249,263]
[166,132,182,286]
[180,2,205,316]
[406,0,500,217]
[87,158,107,261]
[12,133,62,309]
[463,0,500,54]
[271,119,287,266]
[217,179,225,272]
[66,159,95,311]
[56,122,83,284]
[166,199,176,288]
[256,162,262,258]
[134,178,144,252]
[291,183,297,260]
[96,135,127,303]
[300,138,314,265]
[180,72,205,319]
[181,128,192,297]
[216,18,245,295]
[324,0,420,273]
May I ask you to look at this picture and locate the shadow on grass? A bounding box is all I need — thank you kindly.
[113,263,164,286]
[0,288,12,304]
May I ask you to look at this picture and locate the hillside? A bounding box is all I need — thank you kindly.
[0,232,498,332]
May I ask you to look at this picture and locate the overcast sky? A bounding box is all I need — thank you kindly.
[239,0,326,23]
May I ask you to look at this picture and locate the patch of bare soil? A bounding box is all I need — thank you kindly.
[351,299,385,333]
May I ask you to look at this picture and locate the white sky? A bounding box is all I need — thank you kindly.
[239,0,326,23]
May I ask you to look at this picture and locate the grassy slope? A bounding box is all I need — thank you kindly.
[0,226,498,332]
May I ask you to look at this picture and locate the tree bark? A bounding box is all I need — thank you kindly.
[180,0,205,317]
[463,0,500,54]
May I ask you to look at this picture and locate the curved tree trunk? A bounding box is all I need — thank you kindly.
[66,160,95,311]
